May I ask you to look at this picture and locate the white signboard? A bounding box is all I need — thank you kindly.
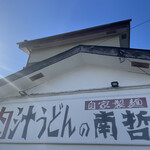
[0,94,150,145]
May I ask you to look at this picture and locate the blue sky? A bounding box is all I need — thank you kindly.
[0,0,150,77]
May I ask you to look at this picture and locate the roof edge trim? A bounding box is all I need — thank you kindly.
[1,44,150,88]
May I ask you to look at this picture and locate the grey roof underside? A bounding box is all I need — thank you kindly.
[0,45,150,87]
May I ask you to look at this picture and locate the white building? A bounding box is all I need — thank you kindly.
[0,19,150,150]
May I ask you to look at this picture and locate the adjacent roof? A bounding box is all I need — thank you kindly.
[17,19,131,54]
[1,45,150,88]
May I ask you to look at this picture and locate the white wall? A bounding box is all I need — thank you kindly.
[29,35,120,63]
[27,64,150,94]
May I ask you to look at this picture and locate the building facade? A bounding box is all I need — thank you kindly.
[0,19,150,150]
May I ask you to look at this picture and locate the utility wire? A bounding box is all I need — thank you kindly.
[125,58,150,76]
[125,19,150,76]
[131,19,150,29]
[91,19,150,76]
[94,19,150,46]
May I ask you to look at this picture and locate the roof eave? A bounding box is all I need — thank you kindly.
[17,19,131,52]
